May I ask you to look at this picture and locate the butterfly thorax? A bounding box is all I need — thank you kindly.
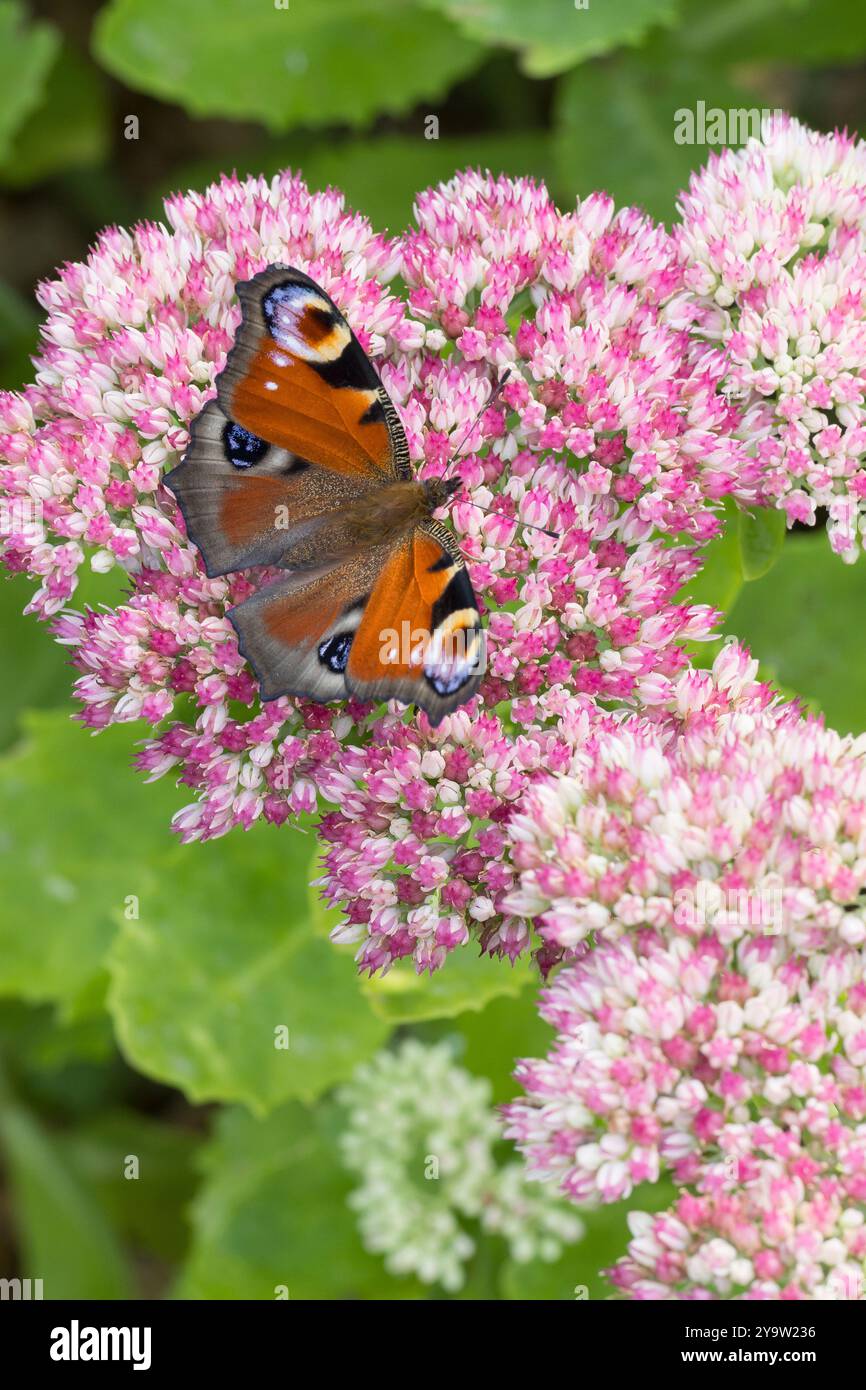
[339,477,460,548]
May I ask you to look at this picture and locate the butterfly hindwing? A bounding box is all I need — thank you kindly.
[219,266,410,482]
[345,521,485,722]
[228,523,484,722]
[227,545,392,703]
[163,399,372,577]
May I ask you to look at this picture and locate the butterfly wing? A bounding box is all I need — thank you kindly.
[344,520,485,723]
[220,265,410,480]
[228,544,392,703]
[163,399,370,577]
[164,265,410,575]
[228,523,484,722]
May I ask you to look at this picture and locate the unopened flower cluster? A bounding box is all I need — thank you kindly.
[610,1119,866,1300]
[676,114,866,561]
[338,1040,582,1291]
[505,698,866,1298]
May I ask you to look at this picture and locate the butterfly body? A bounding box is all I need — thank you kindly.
[164,267,484,723]
[309,475,460,559]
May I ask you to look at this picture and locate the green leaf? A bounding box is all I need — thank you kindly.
[0,573,69,748]
[739,505,786,581]
[147,130,557,239]
[428,0,678,78]
[500,1179,676,1299]
[108,828,389,1113]
[0,712,184,1015]
[729,530,866,735]
[0,1097,133,1298]
[420,986,554,1105]
[676,0,866,66]
[0,567,127,750]
[363,947,535,1024]
[297,131,558,232]
[0,281,38,389]
[58,1109,201,1263]
[456,988,554,1104]
[0,43,109,187]
[0,1000,126,1120]
[93,0,483,132]
[678,500,744,617]
[554,46,756,220]
[0,1001,114,1074]
[178,1101,422,1299]
[0,1,59,162]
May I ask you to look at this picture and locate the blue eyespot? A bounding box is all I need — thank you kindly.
[318,632,353,674]
[223,421,269,470]
[427,670,467,696]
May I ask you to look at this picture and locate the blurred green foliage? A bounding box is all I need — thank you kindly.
[2,0,866,1302]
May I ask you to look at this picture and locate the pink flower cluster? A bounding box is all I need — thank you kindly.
[505,679,866,955]
[610,1119,866,1300]
[319,642,777,973]
[0,168,754,936]
[505,697,866,1297]
[506,933,866,1204]
[676,114,866,560]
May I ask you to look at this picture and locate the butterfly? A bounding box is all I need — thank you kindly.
[164,265,487,725]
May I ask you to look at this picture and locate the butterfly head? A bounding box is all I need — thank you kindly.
[423,476,463,512]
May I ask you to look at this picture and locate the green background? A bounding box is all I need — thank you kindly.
[1,0,865,1300]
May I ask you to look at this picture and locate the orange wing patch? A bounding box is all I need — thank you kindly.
[216,267,409,482]
[227,349,388,477]
[347,542,421,685]
[219,474,294,548]
[263,586,341,650]
[347,527,484,718]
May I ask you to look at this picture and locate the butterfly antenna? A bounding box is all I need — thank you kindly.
[460,499,559,541]
[440,369,513,483]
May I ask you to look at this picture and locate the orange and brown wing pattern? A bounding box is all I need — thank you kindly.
[229,523,484,721]
[163,398,369,577]
[346,521,485,723]
[228,543,395,704]
[218,265,410,482]
[167,265,486,721]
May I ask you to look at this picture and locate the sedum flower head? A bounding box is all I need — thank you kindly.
[338,1039,581,1291]
[317,640,779,977]
[505,931,866,1206]
[608,1118,866,1300]
[675,113,866,560]
[504,690,866,1295]
[504,669,866,955]
[0,168,754,974]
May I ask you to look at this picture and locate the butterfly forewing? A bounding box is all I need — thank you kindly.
[222,266,410,480]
